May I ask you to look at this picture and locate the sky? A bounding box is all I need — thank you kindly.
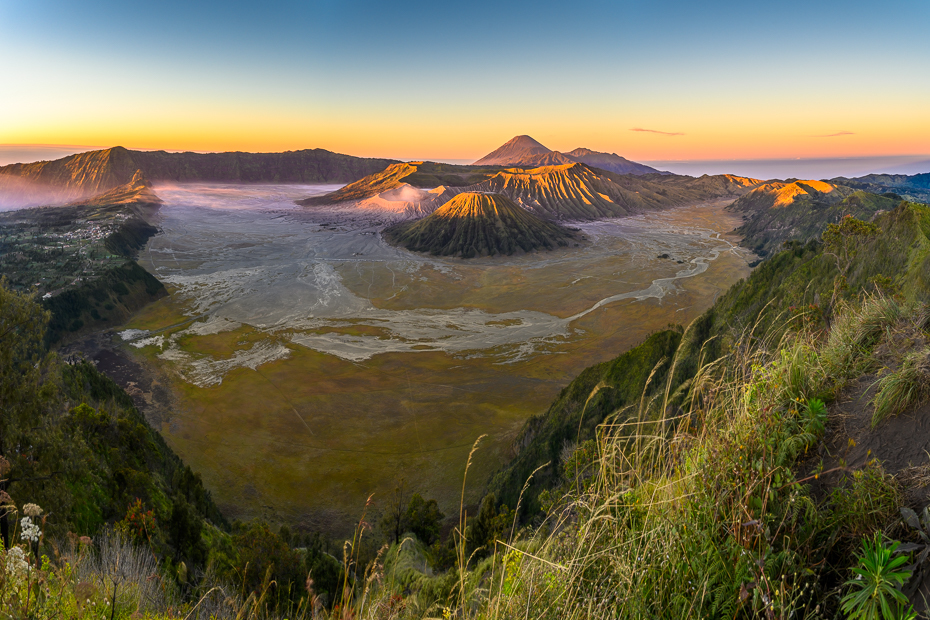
[2,0,929,165]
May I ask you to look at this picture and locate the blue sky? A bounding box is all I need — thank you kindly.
[2,0,929,163]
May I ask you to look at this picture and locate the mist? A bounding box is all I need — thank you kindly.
[0,174,92,211]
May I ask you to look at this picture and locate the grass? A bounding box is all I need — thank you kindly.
[872,348,930,427]
[325,294,928,619]
[10,292,930,619]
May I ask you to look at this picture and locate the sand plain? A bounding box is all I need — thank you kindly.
[120,183,753,533]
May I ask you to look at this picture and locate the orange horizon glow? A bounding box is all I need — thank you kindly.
[4,100,929,164]
[4,128,929,164]
[5,74,929,163]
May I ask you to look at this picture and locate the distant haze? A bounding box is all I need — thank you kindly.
[644,156,930,180]
[0,145,104,166]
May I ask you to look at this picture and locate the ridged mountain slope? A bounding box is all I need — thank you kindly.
[305,161,761,220]
[460,163,753,220]
[383,192,575,258]
[74,169,163,207]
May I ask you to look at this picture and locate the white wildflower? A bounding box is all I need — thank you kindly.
[20,516,41,543]
[22,503,42,517]
[3,546,29,579]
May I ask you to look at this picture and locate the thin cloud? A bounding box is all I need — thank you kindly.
[812,131,854,138]
[630,127,684,137]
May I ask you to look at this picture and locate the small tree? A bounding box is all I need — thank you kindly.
[379,479,409,545]
[405,493,444,545]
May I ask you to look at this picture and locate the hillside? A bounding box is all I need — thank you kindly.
[728,179,899,256]
[473,201,930,617]
[472,134,663,175]
[9,201,930,618]
[491,199,930,513]
[382,192,575,257]
[0,146,398,208]
[0,182,166,343]
[831,171,930,203]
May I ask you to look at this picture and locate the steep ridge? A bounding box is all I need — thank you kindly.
[75,169,163,208]
[460,164,661,219]
[0,148,140,207]
[0,146,398,208]
[728,179,898,256]
[300,162,421,205]
[382,192,575,257]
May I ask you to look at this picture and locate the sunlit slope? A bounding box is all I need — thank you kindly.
[462,164,757,220]
[0,146,398,208]
[729,179,899,256]
[75,169,163,207]
[0,148,140,206]
[297,161,499,206]
[383,192,575,257]
[304,161,760,220]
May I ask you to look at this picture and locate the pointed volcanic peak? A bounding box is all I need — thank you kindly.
[472,135,553,166]
[564,148,664,176]
[383,192,576,258]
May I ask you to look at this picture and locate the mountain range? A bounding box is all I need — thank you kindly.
[303,159,760,220]
[0,146,398,208]
[472,135,665,175]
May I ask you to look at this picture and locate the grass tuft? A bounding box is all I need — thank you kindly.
[871,348,930,427]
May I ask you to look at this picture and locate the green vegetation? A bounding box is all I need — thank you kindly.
[733,185,897,257]
[841,534,915,620]
[9,199,930,618]
[383,192,575,258]
[0,194,166,344]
